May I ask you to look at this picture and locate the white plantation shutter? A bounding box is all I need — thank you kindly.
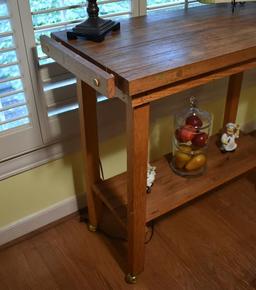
[0,0,42,161]
[18,0,137,143]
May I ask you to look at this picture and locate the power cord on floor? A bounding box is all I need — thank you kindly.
[83,216,155,244]
[99,158,104,180]
[145,221,155,244]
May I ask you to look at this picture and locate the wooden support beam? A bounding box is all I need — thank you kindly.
[131,62,253,108]
[223,72,243,126]
[77,80,102,229]
[126,102,150,280]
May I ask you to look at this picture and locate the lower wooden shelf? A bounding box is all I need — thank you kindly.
[93,133,256,229]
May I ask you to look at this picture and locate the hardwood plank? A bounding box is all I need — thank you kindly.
[53,219,144,290]
[0,247,33,290]
[191,206,256,285]
[125,46,256,96]
[199,177,256,252]
[156,203,255,290]
[142,234,207,290]
[56,217,128,288]
[52,5,256,95]
[94,133,256,225]
[53,7,231,59]
[0,173,255,289]
[18,242,60,290]
[30,229,87,290]
[132,60,255,107]
[47,224,119,289]
[154,177,256,289]
[105,27,256,75]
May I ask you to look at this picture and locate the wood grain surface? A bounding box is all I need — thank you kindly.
[77,80,102,228]
[0,172,255,289]
[131,60,255,107]
[41,36,115,98]
[94,133,256,224]
[126,103,150,275]
[52,5,256,95]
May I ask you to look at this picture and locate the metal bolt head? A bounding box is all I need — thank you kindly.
[88,224,97,232]
[125,273,137,284]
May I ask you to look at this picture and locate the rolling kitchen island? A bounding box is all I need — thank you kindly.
[41,4,256,283]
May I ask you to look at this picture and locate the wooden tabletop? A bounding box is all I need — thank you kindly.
[52,4,256,96]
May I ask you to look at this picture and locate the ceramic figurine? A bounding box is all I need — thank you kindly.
[147,164,156,193]
[220,123,240,152]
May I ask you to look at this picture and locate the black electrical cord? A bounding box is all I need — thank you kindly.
[99,158,104,180]
[83,216,155,244]
[145,221,155,244]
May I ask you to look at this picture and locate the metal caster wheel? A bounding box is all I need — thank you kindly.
[87,224,97,232]
[125,273,137,284]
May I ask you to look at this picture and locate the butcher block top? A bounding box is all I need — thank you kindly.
[52,4,256,96]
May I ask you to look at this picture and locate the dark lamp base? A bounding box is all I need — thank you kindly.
[67,17,120,42]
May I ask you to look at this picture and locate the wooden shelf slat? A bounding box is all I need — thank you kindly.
[93,183,127,229]
[94,133,256,227]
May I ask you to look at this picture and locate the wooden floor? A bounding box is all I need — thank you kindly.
[0,171,256,290]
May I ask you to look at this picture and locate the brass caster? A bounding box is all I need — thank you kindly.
[125,273,137,284]
[88,224,97,232]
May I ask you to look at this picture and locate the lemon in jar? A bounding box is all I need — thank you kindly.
[185,154,206,171]
[175,151,191,169]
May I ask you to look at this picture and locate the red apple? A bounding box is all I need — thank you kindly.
[186,115,203,128]
[176,125,196,143]
[192,132,208,147]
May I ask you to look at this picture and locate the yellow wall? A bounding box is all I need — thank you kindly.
[0,75,255,228]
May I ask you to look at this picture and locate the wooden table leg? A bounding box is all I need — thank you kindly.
[77,80,102,231]
[126,102,150,283]
[223,72,243,126]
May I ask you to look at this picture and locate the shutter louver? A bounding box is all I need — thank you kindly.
[0,0,42,161]
[0,1,30,133]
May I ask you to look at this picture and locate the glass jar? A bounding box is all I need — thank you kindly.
[171,97,212,176]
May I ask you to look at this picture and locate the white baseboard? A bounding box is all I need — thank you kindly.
[0,195,86,246]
